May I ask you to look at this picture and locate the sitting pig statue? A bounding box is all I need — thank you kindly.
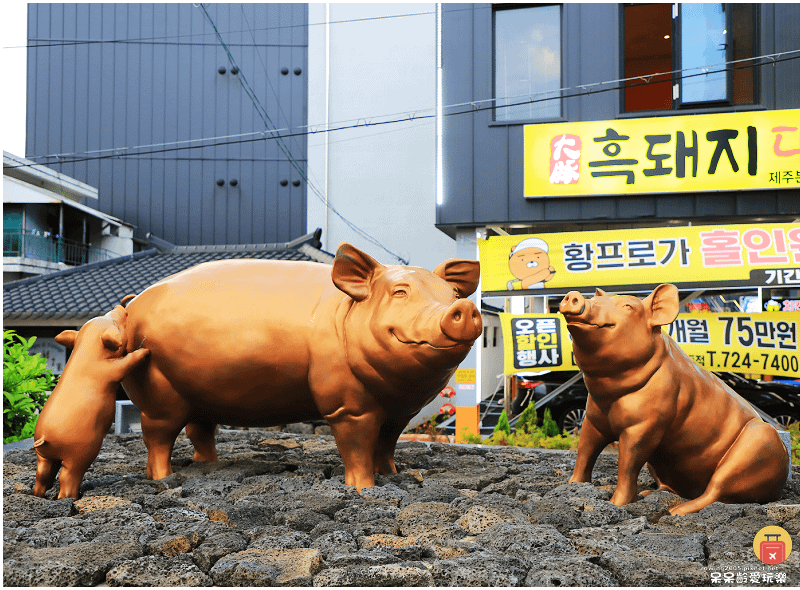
[33,306,150,498]
[34,243,481,498]
[560,285,789,516]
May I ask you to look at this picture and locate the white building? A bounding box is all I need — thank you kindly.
[3,152,134,283]
[306,3,454,271]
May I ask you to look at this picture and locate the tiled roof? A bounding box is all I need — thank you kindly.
[4,234,334,323]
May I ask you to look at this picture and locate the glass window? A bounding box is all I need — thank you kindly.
[623,3,757,112]
[624,3,673,112]
[494,5,561,122]
[680,3,727,103]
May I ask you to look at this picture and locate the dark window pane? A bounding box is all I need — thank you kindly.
[624,3,673,111]
[495,5,561,121]
[730,3,756,105]
[680,3,727,103]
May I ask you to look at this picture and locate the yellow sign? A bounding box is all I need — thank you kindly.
[499,312,800,378]
[524,109,800,197]
[478,223,800,296]
[454,368,476,383]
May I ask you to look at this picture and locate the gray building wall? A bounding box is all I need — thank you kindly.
[26,3,308,246]
[437,3,800,234]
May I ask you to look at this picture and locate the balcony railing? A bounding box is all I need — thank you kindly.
[3,229,116,266]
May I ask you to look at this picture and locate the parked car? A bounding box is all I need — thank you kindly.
[439,369,798,437]
[513,370,800,433]
[511,371,588,433]
[713,372,800,428]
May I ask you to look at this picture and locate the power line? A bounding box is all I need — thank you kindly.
[197,4,410,264]
[9,6,457,51]
[12,50,800,168]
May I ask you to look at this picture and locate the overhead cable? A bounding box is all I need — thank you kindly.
[12,50,800,168]
[198,4,409,264]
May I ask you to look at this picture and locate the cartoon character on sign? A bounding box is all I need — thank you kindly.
[507,238,557,290]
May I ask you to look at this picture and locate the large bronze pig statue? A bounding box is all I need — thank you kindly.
[34,243,481,498]
[33,306,150,498]
[560,285,789,516]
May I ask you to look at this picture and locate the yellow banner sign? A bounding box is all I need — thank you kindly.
[499,312,800,378]
[478,223,800,296]
[524,109,800,197]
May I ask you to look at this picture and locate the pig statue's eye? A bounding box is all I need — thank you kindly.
[392,288,408,298]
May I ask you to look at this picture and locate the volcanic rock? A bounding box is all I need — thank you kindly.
[3,429,799,587]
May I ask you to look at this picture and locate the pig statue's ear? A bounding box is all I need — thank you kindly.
[645,284,680,327]
[332,243,383,302]
[101,325,124,352]
[433,259,480,298]
[54,330,78,349]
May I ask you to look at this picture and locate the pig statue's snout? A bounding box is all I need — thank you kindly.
[560,291,586,316]
[440,299,482,343]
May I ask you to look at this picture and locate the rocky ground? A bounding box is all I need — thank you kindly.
[4,429,800,587]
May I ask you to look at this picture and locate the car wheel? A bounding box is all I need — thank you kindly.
[773,414,799,428]
[558,403,586,433]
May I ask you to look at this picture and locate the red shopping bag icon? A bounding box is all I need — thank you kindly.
[760,534,786,564]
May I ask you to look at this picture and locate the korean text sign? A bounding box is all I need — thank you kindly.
[478,223,800,297]
[499,312,800,378]
[525,109,800,197]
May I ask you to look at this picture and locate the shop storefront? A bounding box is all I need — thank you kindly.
[436,3,800,436]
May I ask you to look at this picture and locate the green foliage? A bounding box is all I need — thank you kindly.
[3,330,54,444]
[494,409,511,437]
[788,422,800,465]
[479,402,580,451]
[455,400,581,450]
[516,402,537,434]
[458,427,482,445]
[541,407,560,437]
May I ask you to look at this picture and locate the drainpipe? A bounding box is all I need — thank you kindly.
[59,204,64,263]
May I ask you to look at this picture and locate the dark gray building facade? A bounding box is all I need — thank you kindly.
[437,3,800,235]
[26,3,308,246]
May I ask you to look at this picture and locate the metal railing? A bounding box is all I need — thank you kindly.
[3,229,116,266]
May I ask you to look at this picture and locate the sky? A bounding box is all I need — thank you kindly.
[3,1,28,156]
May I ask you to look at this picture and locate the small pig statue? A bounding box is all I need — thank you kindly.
[560,285,789,516]
[35,243,481,497]
[33,306,150,498]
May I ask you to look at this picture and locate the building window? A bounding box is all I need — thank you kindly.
[494,4,561,122]
[623,3,756,112]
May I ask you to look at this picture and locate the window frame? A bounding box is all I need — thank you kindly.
[491,3,565,125]
[620,3,760,115]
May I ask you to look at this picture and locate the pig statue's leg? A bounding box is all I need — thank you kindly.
[641,463,679,498]
[142,412,186,480]
[33,452,61,497]
[327,409,385,491]
[136,368,191,480]
[669,419,789,516]
[56,460,90,499]
[569,418,613,484]
[611,425,663,506]
[372,416,413,475]
[185,421,218,463]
